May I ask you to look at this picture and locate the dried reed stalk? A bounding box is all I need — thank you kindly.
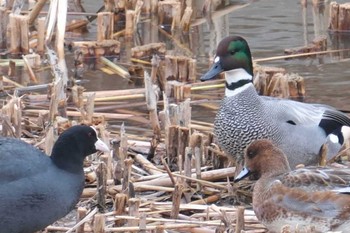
[100,56,131,79]
[109,167,234,194]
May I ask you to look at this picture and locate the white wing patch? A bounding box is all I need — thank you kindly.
[329,134,339,144]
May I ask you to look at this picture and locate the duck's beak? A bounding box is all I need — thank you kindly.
[94,138,110,153]
[200,57,224,81]
[234,167,251,182]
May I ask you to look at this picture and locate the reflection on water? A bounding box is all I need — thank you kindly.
[3,1,350,116]
[79,0,350,121]
[194,0,350,111]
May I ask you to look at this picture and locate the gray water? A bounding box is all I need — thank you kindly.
[4,0,349,121]
[196,0,350,110]
[81,0,350,111]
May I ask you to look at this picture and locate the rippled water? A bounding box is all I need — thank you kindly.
[3,0,350,117]
[82,0,350,111]
[195,0,350,110]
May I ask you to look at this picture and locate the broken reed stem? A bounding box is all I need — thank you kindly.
[151,54,161,85]
[180,6,192,32]
[109,167,233,194]
[132,153,163,175]
[192,3,250,27]
[115,123,128,185]
[122,158,133,194]
[191,131,203,191]
[107,224,201,232]
[95,94,144,102]
[142,166,230,189]
[97,12,114,41]
[144,71,161,160]
[17,10,98,16]
[9,14,20,54]
[76,207,87,233]
[28,0,47,25]
[114,193,128,227]
[93,213,106,233]
[100,57,130,79]
[130,57,152,65]
[107,212,267,232]
[3,76,24,88]
[22,55,38,83]
[24,81,223,105]
[189,194,221,205]
[194,147,203,190]
[8,61,16,76]
[2,96,22,138]
[235,206,245,233]
[161,157,177,185]
[166,125,179,169]
[107,207,259,223]
[97,161,107,212]
[170,183,183,219]
[37,17,45,53]
[59,202,265,232]
[111,215,263,233]
[64,207,99,233]
[129,184,175,192]
[46,48,67,117]
[139,212,147,233]
[24,109,139,121]
[56,0,67,62]
[85,92,96,123]
[125,10,135,37]
[128,198,141,228]
[184,147,192,186]
[66,19,89,32]
[178,127,190,167]
[255,48,350,62]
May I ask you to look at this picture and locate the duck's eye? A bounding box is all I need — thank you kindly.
[247,150,256,159]
[230,49,239,55]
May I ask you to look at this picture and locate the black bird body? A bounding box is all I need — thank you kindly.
[0,125,109,233]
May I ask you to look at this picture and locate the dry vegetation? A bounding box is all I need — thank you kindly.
[1,0,350,232]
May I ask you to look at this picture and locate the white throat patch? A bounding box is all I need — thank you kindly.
[224,68,253,97]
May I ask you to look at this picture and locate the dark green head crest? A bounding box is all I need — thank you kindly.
[200,36,254,81]
[217,36,253,76]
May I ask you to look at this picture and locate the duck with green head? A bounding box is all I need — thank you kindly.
[201,35,350,168]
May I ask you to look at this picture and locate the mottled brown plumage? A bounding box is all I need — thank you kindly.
[235,139,350,232]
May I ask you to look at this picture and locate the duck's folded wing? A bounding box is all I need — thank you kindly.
[279,167,350,191]
[262,96,350,129]
[271,185,350,220]
[320,110,350,134]
[0,138,50,184]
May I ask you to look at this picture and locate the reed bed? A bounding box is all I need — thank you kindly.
[1,1,350,233]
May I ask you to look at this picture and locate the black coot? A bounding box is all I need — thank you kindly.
[0,125,110,233]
